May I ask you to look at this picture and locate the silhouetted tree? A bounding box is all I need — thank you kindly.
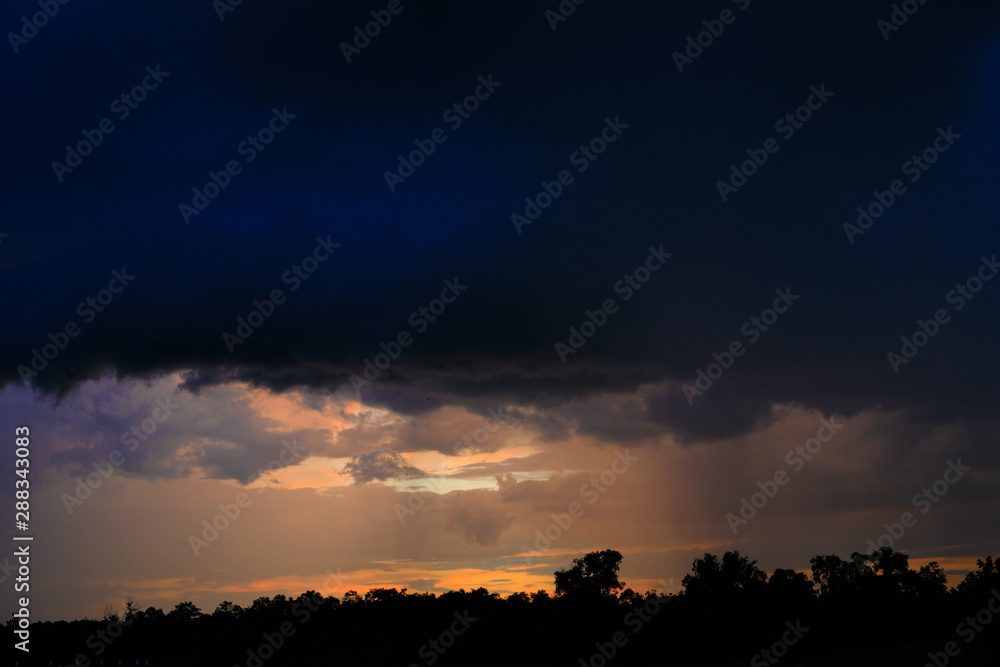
[101,603,120,624]
[554,549,625,598]
[871,546,910,578]
[908,561,948,601]
[142,605,166,621]
[213,600,242,618]
[957,556,999,593]
[124,596,140,620]
[506,591,530,606]
[767,567,816,605]
[618,587,644,606]
[13,548,1000,667]
[681,551,766,602]
[365,587,407,604]
[167,601,202,623]
[530,589,551,605]
[811,553,863,596]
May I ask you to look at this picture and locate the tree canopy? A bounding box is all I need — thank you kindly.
[554,548,625,598]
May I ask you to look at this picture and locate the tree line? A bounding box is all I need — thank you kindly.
[5,547,999,666]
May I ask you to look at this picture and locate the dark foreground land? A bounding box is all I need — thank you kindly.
[6,549,999,666]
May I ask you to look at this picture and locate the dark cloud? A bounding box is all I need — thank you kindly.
[5,376,331,483]
[644,382,778,444]
[1,0,999,447]
[342,450,426,485]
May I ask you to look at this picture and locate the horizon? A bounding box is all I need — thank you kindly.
[15,544,990,624]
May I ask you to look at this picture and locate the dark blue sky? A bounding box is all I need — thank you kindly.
[4,1,998,433]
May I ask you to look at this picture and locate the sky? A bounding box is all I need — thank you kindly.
[0,0,998,622]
